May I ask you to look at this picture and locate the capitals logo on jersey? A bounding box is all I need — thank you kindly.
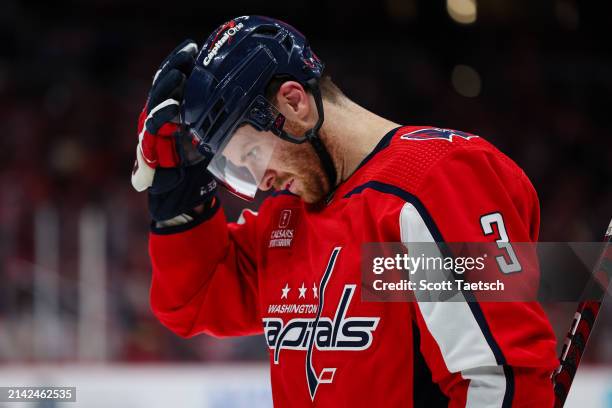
[263,247,380,400]
[400,127,478,142]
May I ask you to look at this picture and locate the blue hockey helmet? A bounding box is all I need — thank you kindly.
[181,15,335,200]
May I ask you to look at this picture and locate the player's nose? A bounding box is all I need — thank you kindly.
[258,169,277,191]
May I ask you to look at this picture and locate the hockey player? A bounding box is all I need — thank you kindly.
[132,16,558,407]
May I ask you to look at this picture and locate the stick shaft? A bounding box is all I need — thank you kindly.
[553,218,612,407]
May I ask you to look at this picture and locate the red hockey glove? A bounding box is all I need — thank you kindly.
[131,39,198,192]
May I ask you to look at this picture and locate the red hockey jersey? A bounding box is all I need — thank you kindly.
[148,126,558,407]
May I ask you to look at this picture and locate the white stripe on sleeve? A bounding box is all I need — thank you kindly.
[399,202,507,407]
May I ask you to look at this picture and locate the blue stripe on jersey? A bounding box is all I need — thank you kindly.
[502,365,516,408]
[352,126,402,173]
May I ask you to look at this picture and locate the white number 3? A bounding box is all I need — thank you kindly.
[480,212,522,274]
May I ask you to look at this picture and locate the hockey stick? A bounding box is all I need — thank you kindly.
[552,217,612,407]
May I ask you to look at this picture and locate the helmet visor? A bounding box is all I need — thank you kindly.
[207,121,279,200]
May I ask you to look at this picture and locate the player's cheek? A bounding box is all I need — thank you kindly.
[268,149,294,176]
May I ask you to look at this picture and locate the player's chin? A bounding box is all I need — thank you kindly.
[300,192,319,204]
[299,183,329,204]
[285,173,329,204]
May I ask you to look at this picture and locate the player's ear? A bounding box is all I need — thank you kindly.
[275,81,313,126]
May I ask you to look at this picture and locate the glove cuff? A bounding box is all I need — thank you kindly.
[150,196,220,235]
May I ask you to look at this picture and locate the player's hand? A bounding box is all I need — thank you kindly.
[148,159,218,224]
[131,39,199,192]
[131,39,218,223]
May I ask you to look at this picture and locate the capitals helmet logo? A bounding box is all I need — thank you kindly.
[203,19,245,66]
[400,127,478,142]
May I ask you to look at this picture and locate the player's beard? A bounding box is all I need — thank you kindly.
[272,120,331,204]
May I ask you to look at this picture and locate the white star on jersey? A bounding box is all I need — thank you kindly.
[312,283,318,298]
[281,283,291,299]
[298,283,307,299]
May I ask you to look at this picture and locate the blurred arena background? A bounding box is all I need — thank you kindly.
[0,0,610,406]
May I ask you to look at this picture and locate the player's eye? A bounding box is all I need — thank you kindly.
[242,146,260,164]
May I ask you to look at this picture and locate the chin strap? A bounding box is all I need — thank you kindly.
[303,78,337,190]
[269,78,338,191]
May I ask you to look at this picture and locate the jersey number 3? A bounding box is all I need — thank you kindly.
[480,212,522,274]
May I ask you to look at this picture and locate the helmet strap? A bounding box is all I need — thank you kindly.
[304,78,338,191]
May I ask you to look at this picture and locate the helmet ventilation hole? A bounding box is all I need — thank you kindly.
[281,35,293,53]
[252,25,280,37]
